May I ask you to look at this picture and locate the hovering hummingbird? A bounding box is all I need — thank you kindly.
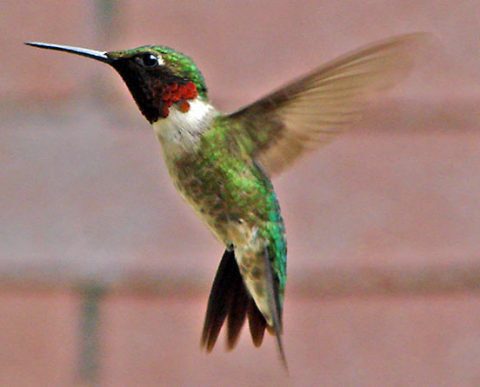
[27,33,424,367]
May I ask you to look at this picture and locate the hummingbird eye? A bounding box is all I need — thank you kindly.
[136,53,160,68]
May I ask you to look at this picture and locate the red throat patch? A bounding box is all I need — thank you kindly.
[160,81,198,117]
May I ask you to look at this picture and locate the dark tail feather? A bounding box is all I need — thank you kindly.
[201,249,237,352]
[201,249,268,351]
[201,248,287,370]
[226,274,249,350]
[247,299,267,346]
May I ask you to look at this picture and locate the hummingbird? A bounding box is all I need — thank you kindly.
[26,33,424,367]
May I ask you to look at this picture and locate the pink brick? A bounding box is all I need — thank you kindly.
[1,105,480,287]
[100,293,480,386]
[0,290,79,386]
[1,1,98,101]
[111,1,479,109]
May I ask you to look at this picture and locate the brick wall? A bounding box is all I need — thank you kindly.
[2,1,480,386]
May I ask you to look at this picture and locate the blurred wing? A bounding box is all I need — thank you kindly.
[228,33,427,176]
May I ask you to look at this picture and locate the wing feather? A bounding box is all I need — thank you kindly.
[228,33,428,175]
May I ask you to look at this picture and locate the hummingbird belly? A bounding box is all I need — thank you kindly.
[169,156,259,245]
[164,146,287,324]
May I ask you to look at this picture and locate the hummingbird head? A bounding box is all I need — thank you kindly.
[25,42,208,123]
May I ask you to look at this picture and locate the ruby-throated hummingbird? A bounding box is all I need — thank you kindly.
[26,33,424,367]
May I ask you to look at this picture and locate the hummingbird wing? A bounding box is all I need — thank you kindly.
[227,33,427,176]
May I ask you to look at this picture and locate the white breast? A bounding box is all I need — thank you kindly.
[152,98,217,152]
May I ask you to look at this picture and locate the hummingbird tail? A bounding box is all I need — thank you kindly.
[262,246,288,370]
[200,249,267,351]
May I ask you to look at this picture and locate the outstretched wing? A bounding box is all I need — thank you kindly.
[227,33,427,176]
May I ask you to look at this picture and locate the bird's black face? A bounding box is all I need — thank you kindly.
[109,50,199,123]
[26,42,203,123]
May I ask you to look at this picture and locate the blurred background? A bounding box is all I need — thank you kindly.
[2,1,480,386]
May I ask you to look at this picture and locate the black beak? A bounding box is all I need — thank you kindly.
[25,41,112,64]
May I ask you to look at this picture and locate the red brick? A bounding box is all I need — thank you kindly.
[1,105,480,287]
[100,293,480,386]
[1,1,98,101]
[1,291,480,386]
[111,0,479,109]
[0,290,79,387]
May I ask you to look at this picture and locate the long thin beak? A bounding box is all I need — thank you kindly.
[25,41,112,64]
